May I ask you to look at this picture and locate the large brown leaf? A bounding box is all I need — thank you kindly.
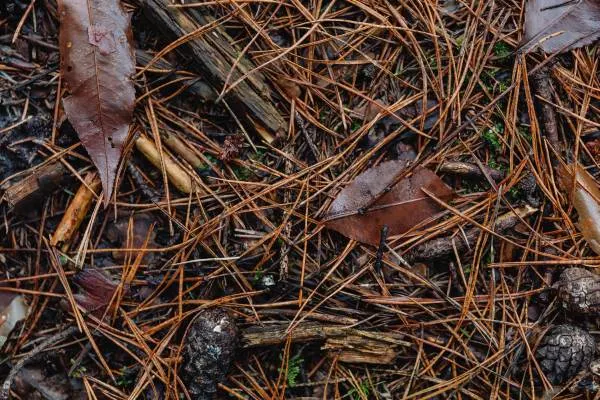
[522,0,600,54]
[559,163,600,254]
[58,0,136,200]
[323,162,454,246]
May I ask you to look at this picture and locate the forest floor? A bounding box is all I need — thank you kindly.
[1,0,600,399]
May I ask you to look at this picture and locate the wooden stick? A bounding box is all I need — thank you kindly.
[133,0,286,142]
[1,161,68,211]
[439,161,505,181]
[135,135,194,194]
[240,322,410,364]
[162,132,204,171]
[50,172,101,249]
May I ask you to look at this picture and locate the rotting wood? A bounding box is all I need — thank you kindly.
[1,161,69,211]
[439,161,505,181]
[135,135,194,194]
[133,0,286,142]
[240,322,410,364]
[532,65,560,150]
[406,205,537,262]
[50,172,101,250]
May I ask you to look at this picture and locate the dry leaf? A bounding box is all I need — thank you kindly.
[0,293,29,347]
[559,164,600,254]
[323,161,454,245]
[522,0,600,54]
[58,0,136,201]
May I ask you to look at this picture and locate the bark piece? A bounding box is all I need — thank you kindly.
[133,0,286,142]
[50,172,101,250]
[135,135,194,194]
[1,162,68,211]
[439,161,505,181]
[240,322,409,364]
[407,205,537,262]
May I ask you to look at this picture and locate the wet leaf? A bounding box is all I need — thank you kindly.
[0,293,29,347]
[105,214,157,263]
[58,0,136,201]
[559,164,600,254]
[323,162,454,245]
[522,0,600,54]
[72,268,124,316]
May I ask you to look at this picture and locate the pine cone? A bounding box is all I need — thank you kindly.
[554,267,600,314]
[536,325,595,385]
[181,308,238,400]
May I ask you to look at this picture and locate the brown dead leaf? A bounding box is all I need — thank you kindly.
[323,161,454,246]
[72,268,125,317]
[58,0,136,202]
[559,163,600,254]
[522,0,600,54]
[105,213,157,263]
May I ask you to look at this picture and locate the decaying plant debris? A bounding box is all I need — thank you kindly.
[1,0,600,398]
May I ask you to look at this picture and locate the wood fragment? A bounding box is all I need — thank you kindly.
[532,66,560,149]
[133,0,286,142]
[439,161,505,181]
[407,205,537,262]
[0,326,78,400]
[135,135,194,194]
[1,161,69,211]
[162,132,204,171]
[50,172,101,250]
[240,322,409,364]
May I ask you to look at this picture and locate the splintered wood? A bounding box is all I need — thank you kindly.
[50,172,101,250]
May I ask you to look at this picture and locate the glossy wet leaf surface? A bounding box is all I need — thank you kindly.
[323,161,454,246]
[58,0,136,200]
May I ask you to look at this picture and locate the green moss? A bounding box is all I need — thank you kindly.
[494,42,512,59]
[279,353,304,387]
[349,380,371,400]
[482,123,504,153]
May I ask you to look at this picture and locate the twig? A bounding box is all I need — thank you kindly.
[135,135,194,194]
[374,225,389,274]
[1,326,78,400]
[532,65,560,149]
[439,161,505,182]
[1,161,68,211]
[50,172,101,251]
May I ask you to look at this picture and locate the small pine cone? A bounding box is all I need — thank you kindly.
[181,308,238,400]
[554,268,600,314]
[536,325,595,385]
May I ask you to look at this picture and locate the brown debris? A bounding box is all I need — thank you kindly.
[50,172,101,251]
[1,161,68,211]
[324,162,454,246]
[135,135,194,194]
[240,322,409,364]
[439,160,505,181]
